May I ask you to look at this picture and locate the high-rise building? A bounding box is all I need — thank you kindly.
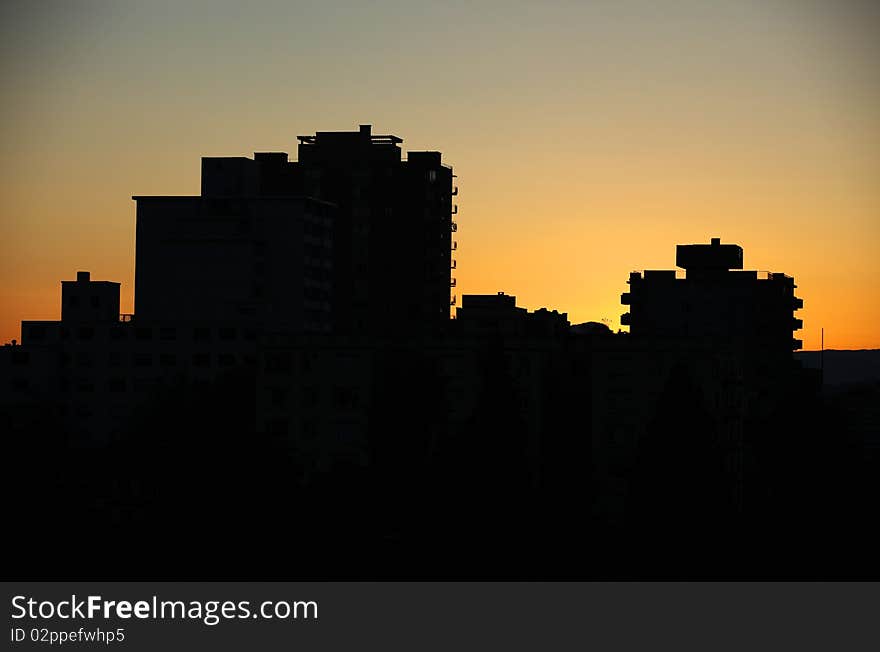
[185,124,455,334]
[134,125,455,335]
[620,238,804,354]
[134,190,334,332]
[292,124,455,333]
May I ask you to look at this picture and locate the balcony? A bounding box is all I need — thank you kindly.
[451,186,458,196]
[792,318,803,331]
[451,222,458,232]
[452,204,458,215]
[620,292,631,305]
[451,260,457,269]
[450,294,457,306]
[793,297,803,310]
[620,312,632,326]
[450,278,457,288]
[119,313,134,323]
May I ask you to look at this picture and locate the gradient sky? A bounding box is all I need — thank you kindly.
[2,0,878,349]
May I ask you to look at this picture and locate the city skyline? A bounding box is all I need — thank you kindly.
[2,1,879,349]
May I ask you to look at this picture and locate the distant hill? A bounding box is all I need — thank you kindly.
[796,349,880,386]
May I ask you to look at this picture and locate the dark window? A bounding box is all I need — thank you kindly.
[160,327,177,341]
[218,353,235,367]
[108,378,126,392]
[270,387,287,408]
[159,353,177,367]
[135,327,152,341]
[333,386,358,409]
[193,353,210,367]
[193,328,210,342]
[265,352,292,373]
[268,419,288,435]
[27,326,46,341]
[109,326,126,341]
[219,328,236,341]
[77,327,94,340]
[302,386,318,405]
[134,353,152,367]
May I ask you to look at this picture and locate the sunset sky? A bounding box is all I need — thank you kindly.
[2,1,878,349]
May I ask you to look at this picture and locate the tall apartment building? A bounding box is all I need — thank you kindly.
[293,124,455,333]
[621,238,804,355]
[135,190,334,333]
[134,125,454,335]
[165,124,455,335]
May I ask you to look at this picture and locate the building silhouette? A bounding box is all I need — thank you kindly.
[62,271,121,323]
[6,127,875,580]
[621,237,803,352]
[135,194,335,331]
[292,125,456,333]
[138,125,455,335]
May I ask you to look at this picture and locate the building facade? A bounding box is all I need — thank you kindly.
[621,237,804,354]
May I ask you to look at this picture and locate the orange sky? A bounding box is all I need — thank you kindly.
[2,1,878,349]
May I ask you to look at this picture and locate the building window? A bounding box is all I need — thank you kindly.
[134,353,152,367]
[219,327,237,341]
[27,326,46,341]
[265,352,292,373]
[268,418,289,436]
[160,327,177,341]
[218,353,235,367]
[193,327,210,342]
[333,386,359,409]
[135,327,152,341]
[77,326,95,340]
[159,353,177,367]
[302,386,318,405]
[270,387,287,408]
[193,353,210,367]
